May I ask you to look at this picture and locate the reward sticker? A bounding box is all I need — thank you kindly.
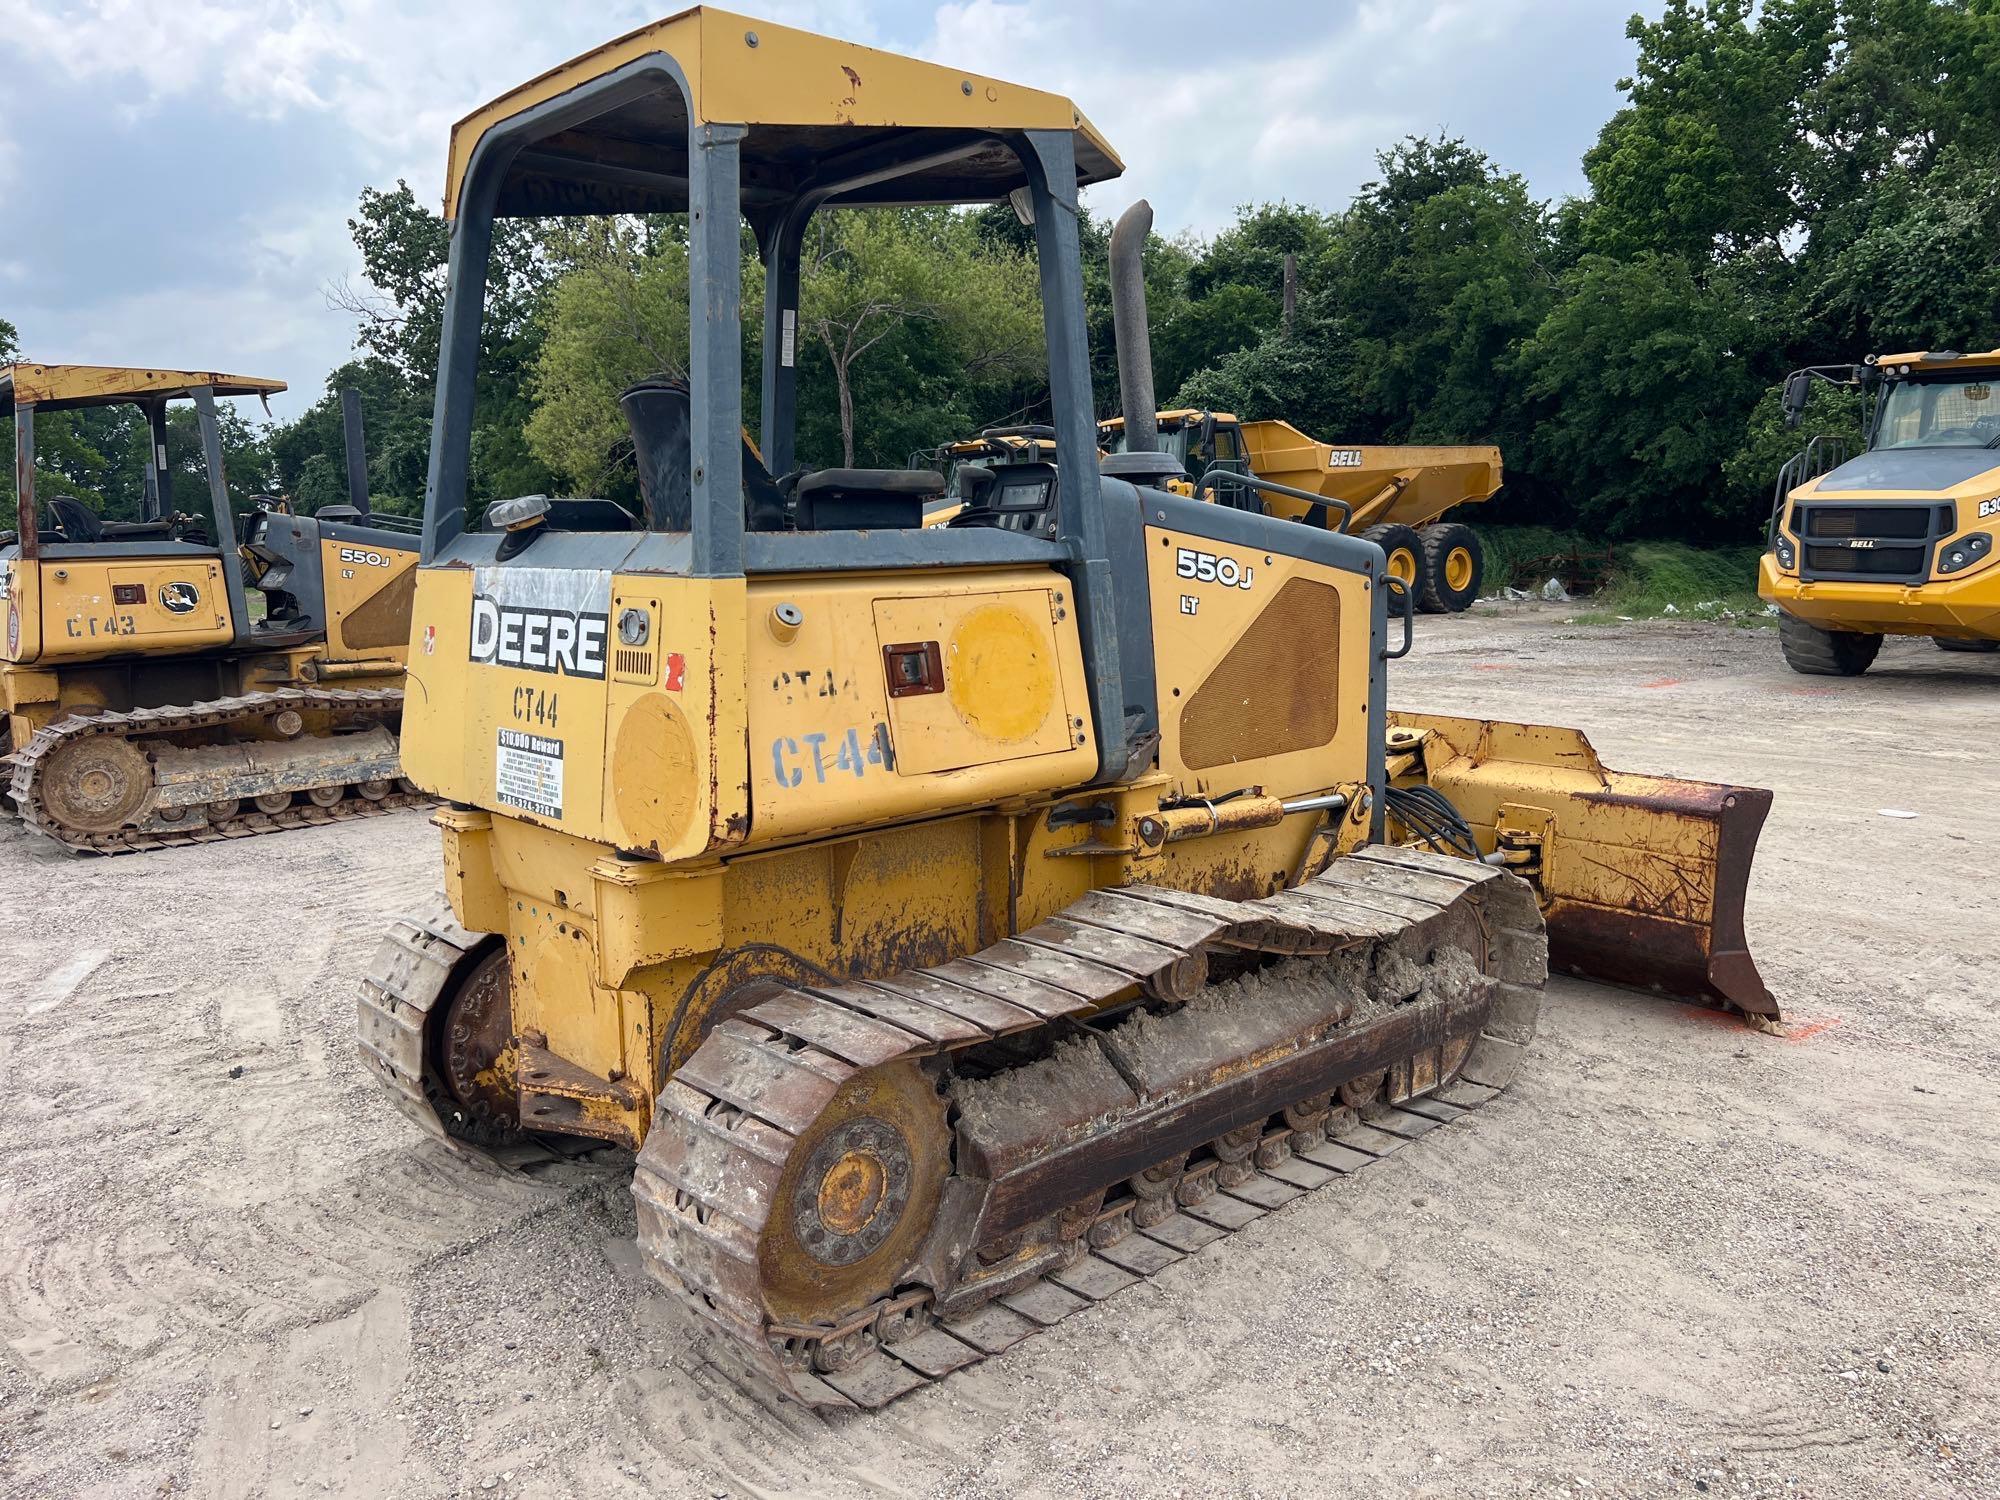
[495,728,564,819]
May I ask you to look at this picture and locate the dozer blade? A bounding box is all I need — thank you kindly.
[1391,712,1777,1020]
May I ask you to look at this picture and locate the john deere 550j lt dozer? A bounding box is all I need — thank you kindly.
[3,365,424,851]
[359,9,1776,1410]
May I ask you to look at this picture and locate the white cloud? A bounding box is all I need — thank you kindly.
[0,1,888,197]
[0,0,1637,406]
[920,0,1594,240]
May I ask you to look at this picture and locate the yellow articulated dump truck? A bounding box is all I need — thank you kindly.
[1102,410,1502,613]
[1762,349,2000,673]
[2,364,424,851]
[357,7,1776,1411]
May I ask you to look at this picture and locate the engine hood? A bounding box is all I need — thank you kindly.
[1814,448,2000,494]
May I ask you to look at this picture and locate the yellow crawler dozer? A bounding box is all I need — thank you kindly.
[2,365,424,850]
[358,7,1777,1411]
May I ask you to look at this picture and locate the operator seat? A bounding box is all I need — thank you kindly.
[792,468,943,530]
[45,497,105,543]
[620,377,788,532]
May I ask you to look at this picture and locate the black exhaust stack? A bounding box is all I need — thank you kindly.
[1104,201,1185,488]
[340,387,371,516]
[1108,201,1158,453]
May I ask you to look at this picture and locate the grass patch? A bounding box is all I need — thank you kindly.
[1471,525,1773,626]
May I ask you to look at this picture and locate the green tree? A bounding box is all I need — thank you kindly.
[1515,253,1764,539]
[524,222,705,495]
[1579,0,1834,263]
[799,209,1042,465]
[1181,137,1552,451]
[329,181,560,504]
[267,358,432,516]
[24,399,274,524]
[1807,149,2000,351]
[526,208,1043,493]
[0,315,17,362]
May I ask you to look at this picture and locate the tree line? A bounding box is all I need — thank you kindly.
[8,1,2000,542]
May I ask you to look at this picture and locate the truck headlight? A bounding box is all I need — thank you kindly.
[1774,536,1796,570]
[1938,533,1991,574]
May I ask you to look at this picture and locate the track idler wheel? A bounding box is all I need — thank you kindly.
[39,735,153,834]
[429,947,524,1147]
[757,1061,948,1330]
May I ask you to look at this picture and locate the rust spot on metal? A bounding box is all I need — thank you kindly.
[1577,778,1736,817]
[1545,782,1777,1018]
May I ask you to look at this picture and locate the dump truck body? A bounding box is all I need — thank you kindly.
[1102,409,1502,612]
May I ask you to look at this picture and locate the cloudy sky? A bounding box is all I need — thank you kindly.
[0,0,1648,419]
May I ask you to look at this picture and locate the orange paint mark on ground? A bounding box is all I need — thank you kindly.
[1641,677,1683,689]
[1475,663,1516,671]
[1679,1005,1842,1042]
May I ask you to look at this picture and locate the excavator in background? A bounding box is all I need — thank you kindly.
[357,7,1776,1412]
[1099,409,1501,613]
[2,366,426,851]
[1763,349,2000,673]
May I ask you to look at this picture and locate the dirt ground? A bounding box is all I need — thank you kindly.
[1,605,1995,1500]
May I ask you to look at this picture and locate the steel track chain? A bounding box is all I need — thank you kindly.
[698,1074,1510,1411]
[8,686,425,854]
[632,846,1544,1408]
[355,896,620,1173]
[358,851,1545,1412]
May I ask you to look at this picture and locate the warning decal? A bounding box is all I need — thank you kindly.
[496,728,565,818]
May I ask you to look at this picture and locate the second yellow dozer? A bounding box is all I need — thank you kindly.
[2,365,424,851]
[357,8,1777,1411]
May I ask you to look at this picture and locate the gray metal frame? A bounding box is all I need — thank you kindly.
[190,387,254,647]
[11,404,32,557]
[138,399,165,522]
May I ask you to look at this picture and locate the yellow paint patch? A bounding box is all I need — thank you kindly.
[612,693,699,851]
[946,602,1055,744]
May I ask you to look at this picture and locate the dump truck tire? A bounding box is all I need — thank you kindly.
[1778,614,1882,676]
[1359,523,1424,595]
[1933,637,1999,653]
[1418,524,1483,614]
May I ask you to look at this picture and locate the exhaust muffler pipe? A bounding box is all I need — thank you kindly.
[340,387,371,517]
[1108,200,1157,453]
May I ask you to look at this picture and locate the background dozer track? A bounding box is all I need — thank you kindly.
[9,687,423,853]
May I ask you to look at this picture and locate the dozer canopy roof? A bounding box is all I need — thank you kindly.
[1,364,286,413]
[441,4,1122,222]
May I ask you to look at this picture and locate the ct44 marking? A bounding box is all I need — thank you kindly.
[771,725,892,788]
